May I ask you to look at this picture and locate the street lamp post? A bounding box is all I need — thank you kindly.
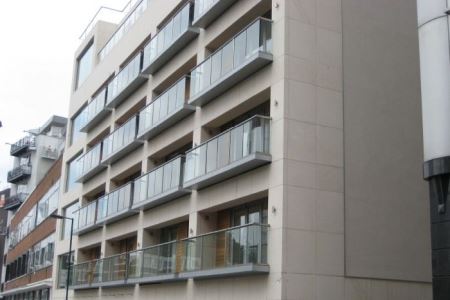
[50,213,73,300]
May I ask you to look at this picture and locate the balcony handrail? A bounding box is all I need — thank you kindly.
[186,115,271,154]
[79,0,140,40]
[181,222,269,241]
[79,142,102,159]
[109,51,143,84]
[97,0,148,59]
[188,17,272,74]
[143,1,193,50]
[73,251,129,268]
[138,76,189,115]
[84,87,108,122]
[134,155,185,182]
[11,136,35,150]
[72,199,97,215]
[72,223,268,268]
[103,114,138,142]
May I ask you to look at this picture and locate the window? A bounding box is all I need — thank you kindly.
[66,155,81,192]
[70,110,86,146]
[75,42,94,89]
[57,252,74,288]
[62,202,79,240]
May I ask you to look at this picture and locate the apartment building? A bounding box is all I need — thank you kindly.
[5,116,67,211]
[1,158,62,300]
[53,0,431,299]
[0,189,10,288]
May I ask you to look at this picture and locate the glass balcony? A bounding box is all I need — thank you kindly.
[132,156,189,211]
[180,223,269,278]
[74,201,99,235]
[189,18,273,107]
[96,183,135,225]
[80,87,110,132]
[142,2,199,75]
[7,165,32,184]
[70,223,268,289]
[183,115,271,190]
[76,143,106,183]
[127,240,182,284]
[71,260,97,289]
[10,136,35,156]
[192,0,238,28]
[101,115,142,165]
[106,52,147,109]
[39,146,59,160]
[137,76,195,141]
[98,0,150,61]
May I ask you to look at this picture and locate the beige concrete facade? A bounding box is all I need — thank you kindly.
[52,0,431,299]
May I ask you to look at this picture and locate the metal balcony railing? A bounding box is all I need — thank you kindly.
[10,136,35,156]
[142,1,199,74]
[4,193,28,210]
[7,165,32,184]
[70,223,268,289]
[137,76,195,141]
[106,52,146,109]
[101,115,141,164]
[133,156,189,210]
[189,18,273,106]
[183,115,271,189]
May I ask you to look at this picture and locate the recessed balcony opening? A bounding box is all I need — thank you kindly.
[106,51,147,109]
[127,222,189,284]
[74,186,105,235]
[188,17,273,107]
[110,164,142,190]
[180,197,269,279]
[133,143,192,211]
[138,76,196,141]
[79,84,110,133]
[101,114,143,165]
[95,183,135,226]
[71,245,101,289]
[183,102,271,190]
[142,1,199,75]
[76,143,107,183]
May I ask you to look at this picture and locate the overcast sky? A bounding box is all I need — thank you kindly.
[0,0,130,190]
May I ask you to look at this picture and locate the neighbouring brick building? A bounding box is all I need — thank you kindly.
[1,158,62,300]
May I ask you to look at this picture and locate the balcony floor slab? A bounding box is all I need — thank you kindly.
[183,152,271,190]
[188,51,273,107]
[132,187,190,211]
[101,140,144,165]
[106,75,148,109]
[179,264,270,280]
[142,28,199,75]
[192,0,239,29]
[76,164,107,183]
[80,108,112,133]
[137,104,196,141]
